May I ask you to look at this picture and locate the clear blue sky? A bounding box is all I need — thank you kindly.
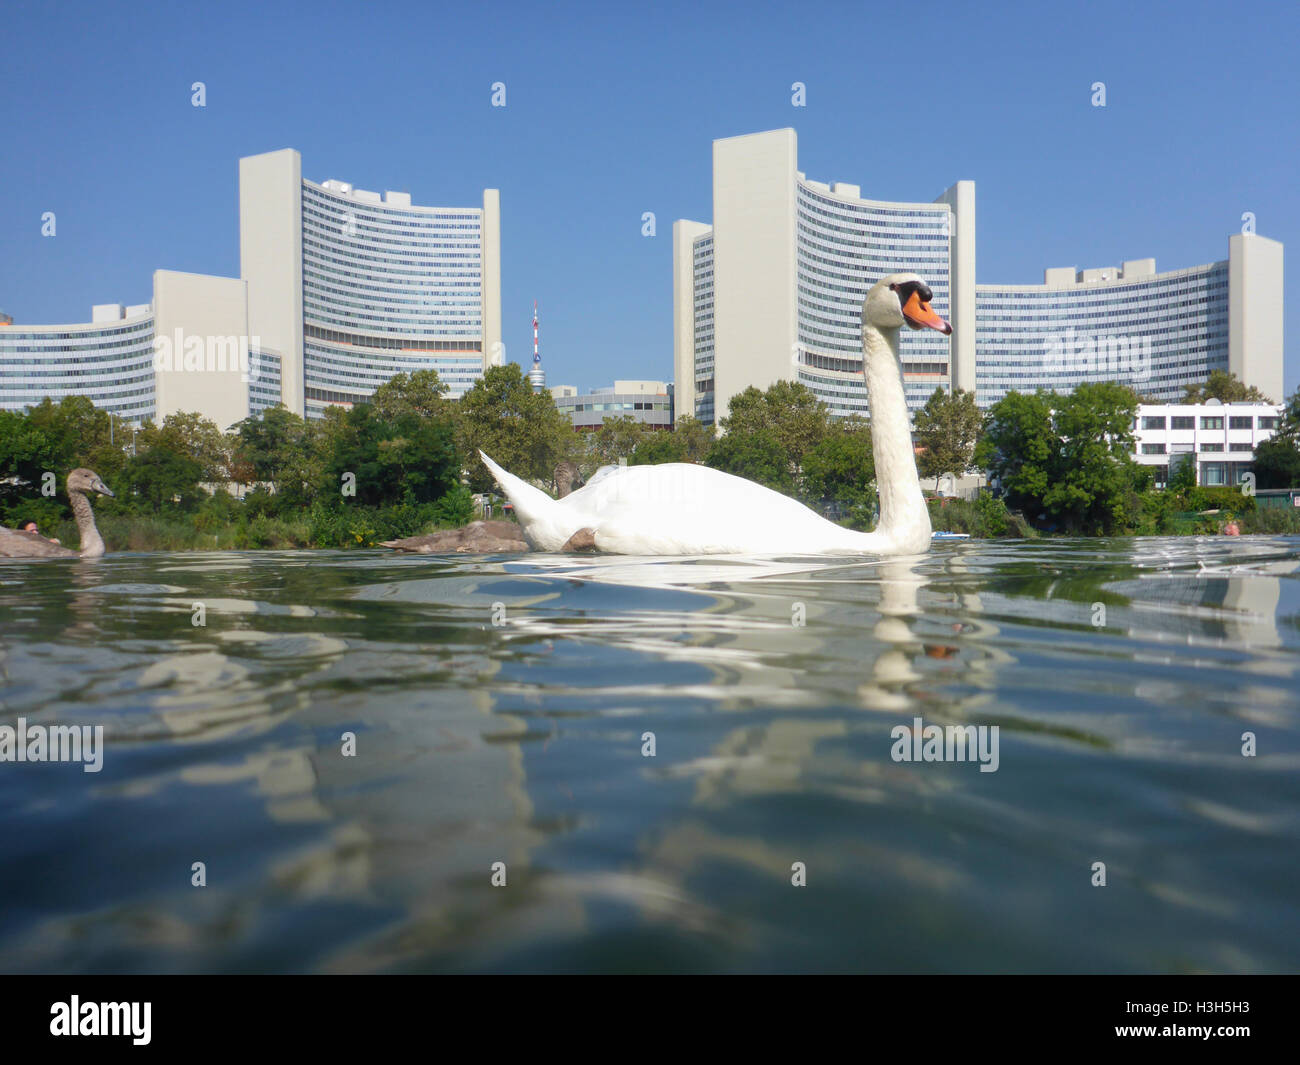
[2,0,1297,396]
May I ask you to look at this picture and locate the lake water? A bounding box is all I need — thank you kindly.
[1,537,1298,973]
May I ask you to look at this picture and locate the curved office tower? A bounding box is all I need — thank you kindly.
[674,129,1282,424]
[674,128,973,425]
[240,149,502,419]
[0,280,282,429]
[975,233,1284,407]
[0,305,156,422]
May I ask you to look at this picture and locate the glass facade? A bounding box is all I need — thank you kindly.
[692,234,715,424]
[974,264,1230,406]
[795,182,952,419]
[248,349,282,415]
[301,181,486,415]
[0,315,156,422]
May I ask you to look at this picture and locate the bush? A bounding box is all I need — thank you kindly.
[1133,490,1178,535]
[1240,507,1300,534]
[1185,485,1256,514]
[926,492,1030,538]
[431,483,474,528]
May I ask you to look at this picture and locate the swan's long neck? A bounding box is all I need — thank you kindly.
[863,322,930,549]
[70,489,105,558]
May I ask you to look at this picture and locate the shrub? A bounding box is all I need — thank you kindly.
[1186,485,1256,513]
[1241,507,1300,534]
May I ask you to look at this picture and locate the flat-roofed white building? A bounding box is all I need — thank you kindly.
[976,235,1284,408]
[0,272,281,428]
[550,380,673,430]
[1132,400,1282,487]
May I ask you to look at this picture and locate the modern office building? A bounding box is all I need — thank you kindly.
[1132,400,1281,487]
[550,380,674,430]
[240,149,501,418]
[976,235,1284,408]
[0,272,282,428]
[2,149,500,427]
[674,128,1285,425]
[674,129,964,425]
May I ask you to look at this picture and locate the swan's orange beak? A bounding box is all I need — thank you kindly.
[902,291,952,335]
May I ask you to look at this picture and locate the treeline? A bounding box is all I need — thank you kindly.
[4,362,1299,549]
[0,370,480,549]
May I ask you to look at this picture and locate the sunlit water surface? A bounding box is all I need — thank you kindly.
[1,537,1298,973]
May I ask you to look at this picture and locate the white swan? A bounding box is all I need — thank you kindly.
[480,273,951,555]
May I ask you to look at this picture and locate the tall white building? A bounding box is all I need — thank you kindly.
[1,150,501,428]
[674,128,1285,425]
[240,149,502,417]
[674,128,968,425]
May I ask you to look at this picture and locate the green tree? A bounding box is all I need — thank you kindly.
[1043,382,1145,533]
[629,431,686,465]
[231,405,317,506]
[974,390,1055,517]
[136,412,231,483]
[800,417,875,508]
[670,415,716,463]
[720,381,829,477]
[914,387,981,488]
[456,363,575,492]
[1253,389,1300,488]
[368,369,449,422]
[706,428,793,492]
[320,404,460,506]
[1168,451,1197,494]
[976,384,1147,534]
[125,446,204,511]
[1181,370,1272,405]
[0,397,129,517]
[589,415,648,467]
[628,415,716,466]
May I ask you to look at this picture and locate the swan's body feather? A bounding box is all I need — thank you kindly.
[479,452,923,556]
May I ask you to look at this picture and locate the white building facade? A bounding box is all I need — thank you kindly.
[1132,401,1282,487]
[550,380,674,430]
[674,128,1285,425]
[240,149,502,418]
[2,149,500,428]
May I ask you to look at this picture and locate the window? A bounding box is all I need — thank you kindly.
[1202,463,1226,485]
[1201,443,1224,452]
[1170,416,1194,429]
[1141,443,1166,454]
[1142,416,1167,430]
[1200,416,1224,429]
[1229,416,1253,429]
[1259,416,1279,429]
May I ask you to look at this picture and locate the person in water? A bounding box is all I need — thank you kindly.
[1222,515,1241,536]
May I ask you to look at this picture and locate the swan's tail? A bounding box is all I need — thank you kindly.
[478,451,571,549]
